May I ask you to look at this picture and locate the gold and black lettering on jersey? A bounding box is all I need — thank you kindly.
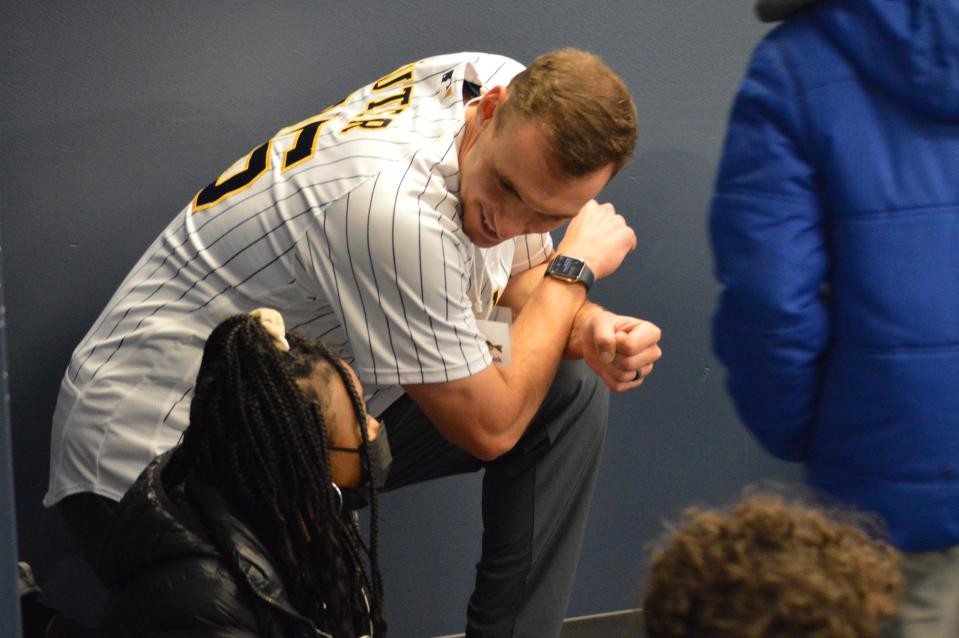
[340,117,395,133]
[278,92,353,173]
[192,141,272,212]
[192,61,421,213]
[371,61,415,92]
[365,86,412,115]
[341,61,417,135]
[282,119,331,172]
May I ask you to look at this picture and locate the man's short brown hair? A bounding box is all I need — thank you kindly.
[643,495,902,638]
[497,48,637,177]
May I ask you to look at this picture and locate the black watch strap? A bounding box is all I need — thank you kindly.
[544,254,594,291]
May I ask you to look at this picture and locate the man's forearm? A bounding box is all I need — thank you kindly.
[404,275,586,460]
[498,263,604,359]
[494,277,589,429]
[563,301,606,359]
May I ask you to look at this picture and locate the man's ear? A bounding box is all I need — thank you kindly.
[477,85,509,124]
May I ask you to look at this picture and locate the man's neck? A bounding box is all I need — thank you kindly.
[458,99,480,166]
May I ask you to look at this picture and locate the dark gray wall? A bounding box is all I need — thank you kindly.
[0,228,22,638]
[1,2,798,636]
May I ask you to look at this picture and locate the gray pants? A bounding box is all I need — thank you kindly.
[383,360,609,638]
[887,545,959,638]
[57,492,119,580]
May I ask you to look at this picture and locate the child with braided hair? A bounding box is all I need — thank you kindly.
[97,309,388,637]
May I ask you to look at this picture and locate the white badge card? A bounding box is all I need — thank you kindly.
[476,306,512,367]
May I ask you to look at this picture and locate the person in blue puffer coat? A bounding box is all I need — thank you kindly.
[710,1,959,635]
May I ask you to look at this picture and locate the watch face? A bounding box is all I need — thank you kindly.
[550,255,584,279]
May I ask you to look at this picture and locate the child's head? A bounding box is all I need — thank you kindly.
[643,494,901,638]
[172,309,386,637]
[182,310,378,493]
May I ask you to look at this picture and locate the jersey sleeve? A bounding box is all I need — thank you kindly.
[301,151,492,387]
[509,232,553,275]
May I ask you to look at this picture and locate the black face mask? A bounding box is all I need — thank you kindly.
[331,421,393,511]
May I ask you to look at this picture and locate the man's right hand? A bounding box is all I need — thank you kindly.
[556,199,636,280]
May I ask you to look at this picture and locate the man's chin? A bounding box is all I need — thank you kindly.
[469,234,502,248]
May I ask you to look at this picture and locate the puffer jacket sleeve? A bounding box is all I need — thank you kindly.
[709,34,828,462]
[98,557,261,638]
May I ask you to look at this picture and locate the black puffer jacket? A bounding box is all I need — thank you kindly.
[98,453,332,637]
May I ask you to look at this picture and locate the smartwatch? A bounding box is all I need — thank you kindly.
[544,254,594,291]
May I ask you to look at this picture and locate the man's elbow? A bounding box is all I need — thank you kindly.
[430,404,528,461]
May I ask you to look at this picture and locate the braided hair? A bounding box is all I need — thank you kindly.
[168,314,386,637]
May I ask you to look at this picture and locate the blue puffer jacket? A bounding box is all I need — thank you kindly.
[711,0,959,552]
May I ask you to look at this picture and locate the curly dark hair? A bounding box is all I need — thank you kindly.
[167,314,386,637]
[643,495,901,638]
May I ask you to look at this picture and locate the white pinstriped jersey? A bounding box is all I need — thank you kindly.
[46,52,553,505]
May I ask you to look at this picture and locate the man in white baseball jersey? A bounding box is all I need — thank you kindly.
[47,48,662,636]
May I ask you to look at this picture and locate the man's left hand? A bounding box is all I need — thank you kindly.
[574,309,662,392]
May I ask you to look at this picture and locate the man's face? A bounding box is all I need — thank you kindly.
[459,91,614,248]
